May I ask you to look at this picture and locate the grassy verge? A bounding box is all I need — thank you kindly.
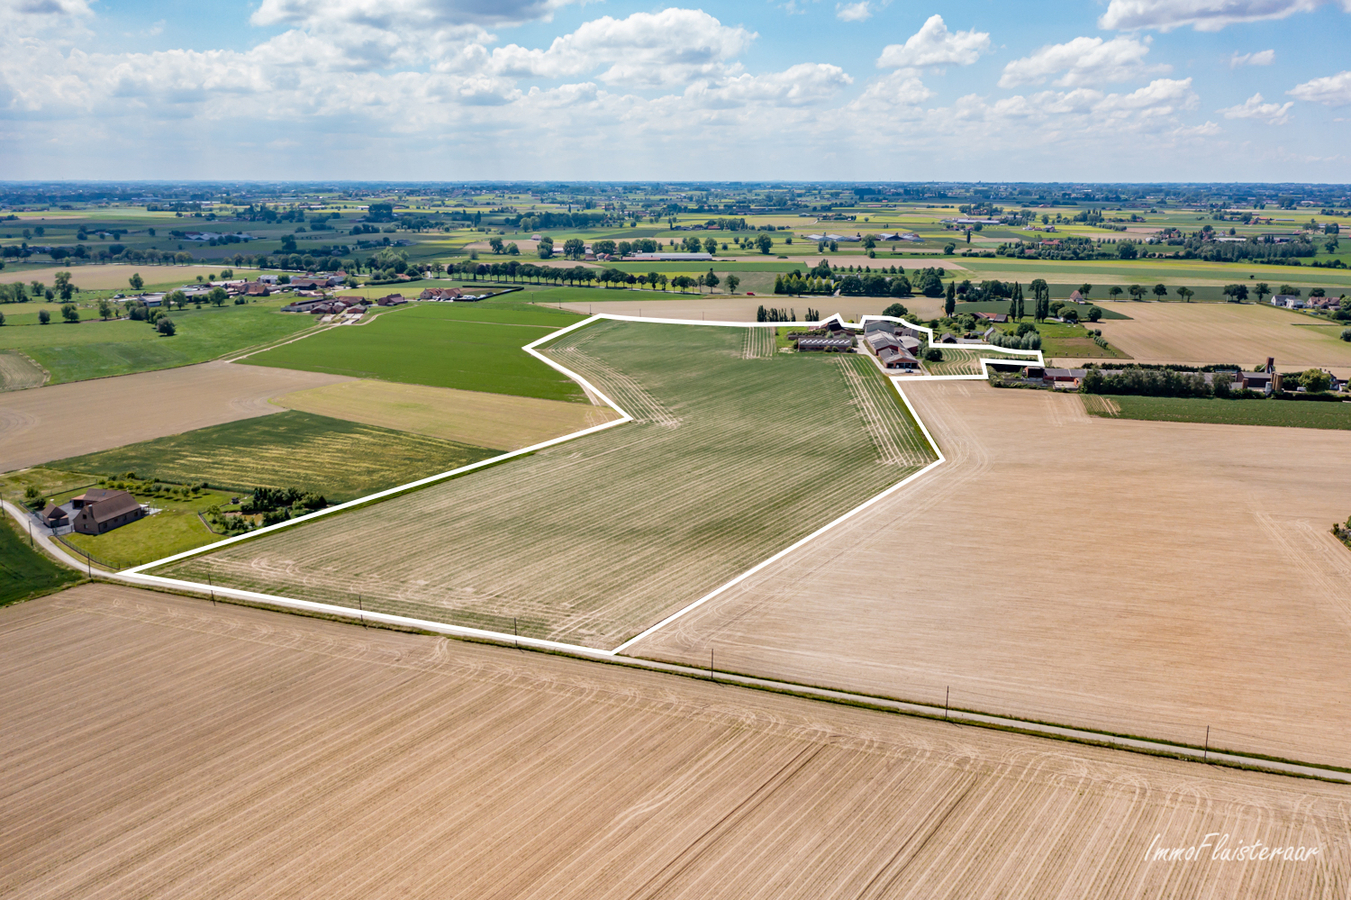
[1082,394,1351,430]
[0,513,82,606]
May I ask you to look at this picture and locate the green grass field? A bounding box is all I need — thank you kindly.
[159,320,937,649]
[52,410,502,502]
[1035,322,1131,359]
[0,301,314,384]
[1084,394,1351,430]
[0,515,81,606]
[242,302,586,401]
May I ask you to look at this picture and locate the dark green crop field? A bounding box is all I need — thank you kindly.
[242,302,586,401]
[1086,394,1351,430]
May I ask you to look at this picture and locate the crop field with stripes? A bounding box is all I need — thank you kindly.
[158,321,936,649]
[5,585,1347,900]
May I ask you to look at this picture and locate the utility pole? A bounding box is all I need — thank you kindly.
[358,594,365,628]
[710,648,714,682]
[208,570,215,606]
[1204,726,1210,763]
[945,687,949,720]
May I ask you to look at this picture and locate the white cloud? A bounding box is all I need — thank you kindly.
[999,36,1164,88]
[877,15,989,69]
[1230,49,1275,67]
[1220,92,1293,122]
[1099,0,1336,31]
[1289,70,1351,106]
[836,2,871,22]
[686,63,852,108]
[847,71,933,110]
[489,9,755,88]
[251,0,571,29]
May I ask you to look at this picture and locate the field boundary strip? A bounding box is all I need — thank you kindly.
[115,312,1001,656]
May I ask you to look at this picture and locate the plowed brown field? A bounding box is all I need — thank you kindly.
[630,381,1351,770]
[2,584,1346,900]
[0,360,350,471]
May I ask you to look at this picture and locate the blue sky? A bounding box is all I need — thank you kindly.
[2,0,1349,181]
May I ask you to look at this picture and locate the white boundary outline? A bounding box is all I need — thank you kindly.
[115,312,1041,657]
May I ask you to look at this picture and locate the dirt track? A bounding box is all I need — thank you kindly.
[2,584,1346,900]
[630,381,1351,770]
[0,361,350,471]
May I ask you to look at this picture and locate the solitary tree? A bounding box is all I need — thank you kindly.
[1128,284,1146,301]
[129,273,144,291]
[704,269,720,292]
[1177,287,1194,303]
[1254,282,1271,303]
[1152,284,1168,300]
[756,233,773,254]
[1078,283,1092,300]
[157,317,176,336]
[944,281,956,318]
[1109,286,1123,300]
[61,303,79,323]
[38,309,51,325]
[725,274,740,294]
[97,299,113,320]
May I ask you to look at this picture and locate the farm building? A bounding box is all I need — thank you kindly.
[877,347,920,370]
[797,336,854,352]
[40,505,69,529]
[1270,295,1307,309]
[419,287,462,301]
[864,320,896,336]
[1042,368,1087,388]
[626,253,713,261]
[864,332,902,354]
[378,294,408,306]
[72,490,145,536]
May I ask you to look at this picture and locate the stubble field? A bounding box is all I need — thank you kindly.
[0,361,350,471]
[273,379,619,450]
[158,321,935,648]
[1088,302,1351,368]
[629,381,1351,770]
[2,584,1347,900]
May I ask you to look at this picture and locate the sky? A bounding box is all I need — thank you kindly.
[2,0,1350,182]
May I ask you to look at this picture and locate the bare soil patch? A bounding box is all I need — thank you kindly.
[1089,302,1351,368]
[630,381,1351,769]
[2,583,1345,900]
[274,379,619,451]
[0,361,350,471]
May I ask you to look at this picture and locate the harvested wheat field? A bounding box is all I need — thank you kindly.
[0,264,259,291]
[158,321,935,648]
[629,380,1351,770]
[2,584,1347,900]
[0,350,46,392]
[1085,302,1351,368]
[0,361,350,471]
[273,379,619,450]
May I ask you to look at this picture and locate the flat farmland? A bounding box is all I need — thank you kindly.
[274,379,619,450]
[51,410,499,502]
[159,321,935,648]
[630,381,1351,770]
[0,263,264,291]
[242,303,588,402]
[1089,302,1351,367]
[1087,394,1351,430]
[2,585,1346,900]
[0,351,45,391]
[0,361,350,471]
[552,295,896,324]
[0,302,318,384]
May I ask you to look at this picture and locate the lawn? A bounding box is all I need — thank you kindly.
[51,410,502,502]
[59,488,236,570]
[242,302,587,401]
[0,514,81,606]
[1036,322,1131,359]
[1084,394,1351,430]
[0,301,315,384]
[158,320,937,649]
